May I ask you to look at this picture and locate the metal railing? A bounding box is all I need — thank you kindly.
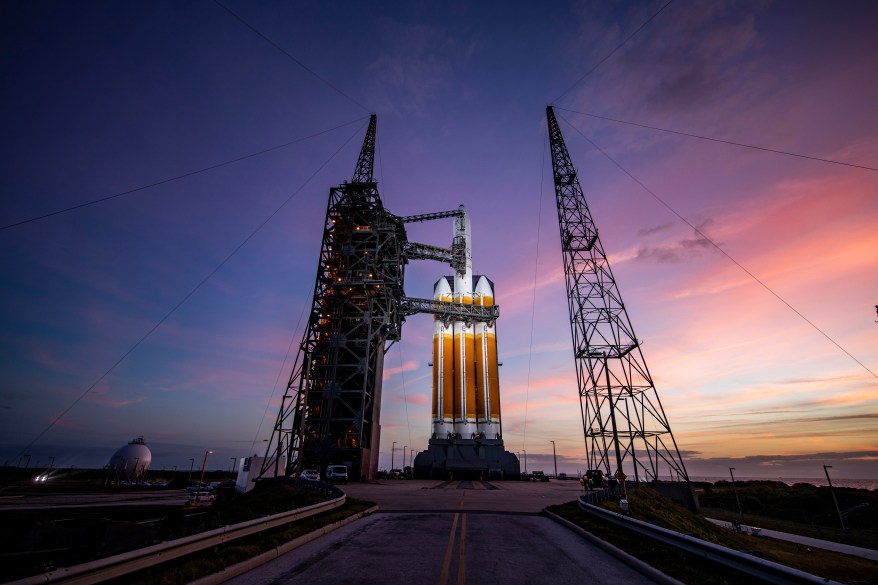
[10,495,347,585]
[578,497,843,585]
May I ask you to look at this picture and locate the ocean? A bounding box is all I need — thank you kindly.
[690,476,878,490]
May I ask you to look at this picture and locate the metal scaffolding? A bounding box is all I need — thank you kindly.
[546,106,689,483]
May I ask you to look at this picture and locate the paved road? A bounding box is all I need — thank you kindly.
[225,481,659,585]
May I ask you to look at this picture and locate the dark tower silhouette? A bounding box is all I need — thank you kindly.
[546,106,689,483]
[262,115,407,480]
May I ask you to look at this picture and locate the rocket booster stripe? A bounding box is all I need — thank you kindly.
[432,277,453,435]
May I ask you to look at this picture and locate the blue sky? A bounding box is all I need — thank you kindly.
[2,1,877,479]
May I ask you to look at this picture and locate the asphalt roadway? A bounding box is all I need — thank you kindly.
[222,479,665,585]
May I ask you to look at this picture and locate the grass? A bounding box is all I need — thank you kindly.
[115,485,375,585]
[549,485,878,585]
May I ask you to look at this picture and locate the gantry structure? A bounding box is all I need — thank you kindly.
[547,106,689,483]
[261,116,498,481]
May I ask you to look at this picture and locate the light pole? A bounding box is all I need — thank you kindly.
[23,454,31,469]
[403,446,408,475]
[196,450,213,503]
[729,467,743,524]
[230,457,236,474]
[188,458,195,483]
[550,441,557,479]
[824,465,848,534]
[48,456,55,470]
[391,441,396,473]
[523,450,527,474]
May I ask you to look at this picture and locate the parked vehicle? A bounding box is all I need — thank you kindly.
[187,491,216,504]
[326,465,349,484]
[531,470,548,482]
[300,469,320,481]
[581,469,606,488]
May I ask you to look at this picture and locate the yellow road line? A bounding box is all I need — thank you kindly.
[438,513,459,585]
[438,491,467,585]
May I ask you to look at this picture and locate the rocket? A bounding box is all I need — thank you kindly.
[431,206,502,440]
[474,275,501,437]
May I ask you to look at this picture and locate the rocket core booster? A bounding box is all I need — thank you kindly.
[431,206,502,439]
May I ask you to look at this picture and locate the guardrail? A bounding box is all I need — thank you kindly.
[578,497,842,585]
[11,494,346,585]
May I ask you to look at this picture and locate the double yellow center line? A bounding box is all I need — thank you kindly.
[438,491,467,585]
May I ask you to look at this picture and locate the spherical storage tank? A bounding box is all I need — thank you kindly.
[107,436,152,481]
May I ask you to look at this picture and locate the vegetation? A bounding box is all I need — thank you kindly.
[549,485,878,585]
[0,479,371,584]
[698,480,878,548]
[118,489,375,585]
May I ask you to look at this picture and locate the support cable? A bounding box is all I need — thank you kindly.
[553,0,676,104]
[213,0,370,113]
[556,113,878,381]
[397,346,414,466]
[1,117,369,231]
[522,127,548,455]
[557,107,878,173]
[14,121,369,460]
[249,300,309,458]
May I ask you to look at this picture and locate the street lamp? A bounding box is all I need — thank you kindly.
[522,450,527,474]
[391,441,396,472]
[824,465,848,534]
[230,457,237,474]
[188,458,195,483]
[196,450,213,503]
[729,468,743,524]
[23,454,31,469]
[403,446,408,475]
[550,441,557,479]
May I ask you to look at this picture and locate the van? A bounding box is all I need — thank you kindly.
[326,465,349,484]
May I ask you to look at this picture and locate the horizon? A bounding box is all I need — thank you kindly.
[2,2,876,482]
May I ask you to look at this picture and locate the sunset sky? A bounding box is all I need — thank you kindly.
[2,1,876,480]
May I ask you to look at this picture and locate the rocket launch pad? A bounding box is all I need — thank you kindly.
[414,207,519,479]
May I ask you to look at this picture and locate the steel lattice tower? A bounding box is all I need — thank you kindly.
[262,115,408,481]
[546,106,689,483]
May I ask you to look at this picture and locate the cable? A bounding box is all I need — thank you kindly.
[523,127,548,456]
[557,107,878,173]
[1,117,369,231]
[15,120,369,460]
[249,299,308,458]
[213,0,370,113]
[397,345,414,469]
[556,113,878,381]
[553,0,676,104]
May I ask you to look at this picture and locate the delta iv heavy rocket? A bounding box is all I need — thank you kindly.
[431,207,501,440]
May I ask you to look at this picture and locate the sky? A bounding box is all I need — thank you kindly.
[1,1,876,481]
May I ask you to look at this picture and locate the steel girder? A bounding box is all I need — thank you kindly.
[546,106,689,483]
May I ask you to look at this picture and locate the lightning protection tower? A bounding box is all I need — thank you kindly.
[546,106,689,484]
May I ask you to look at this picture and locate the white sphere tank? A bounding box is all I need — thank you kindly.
[108,436,152,480]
